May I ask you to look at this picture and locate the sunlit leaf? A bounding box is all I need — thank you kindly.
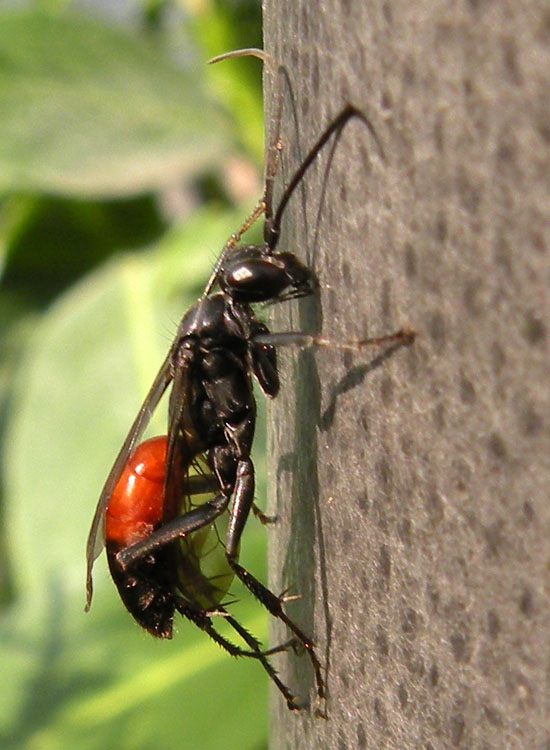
[0,9,230,198]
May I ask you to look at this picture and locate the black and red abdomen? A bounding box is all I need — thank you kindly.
[105,436,176,639]
[105,436,167,550]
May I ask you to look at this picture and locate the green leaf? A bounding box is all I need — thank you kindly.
[0,9,230,198]
[1,194,166,307]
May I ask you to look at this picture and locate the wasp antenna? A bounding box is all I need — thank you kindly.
[207,47,268,65]
[203,199,266,296]
[267,105,386,247]
[207,47,278,89]
[206,47,284,232]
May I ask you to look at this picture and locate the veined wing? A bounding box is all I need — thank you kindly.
[85,345,175,610]
[163,360,234,609]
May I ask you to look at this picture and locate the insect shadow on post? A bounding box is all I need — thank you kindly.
[84,47,415,716]
[260,55,415,708]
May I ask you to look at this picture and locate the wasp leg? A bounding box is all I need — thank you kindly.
[254,327,416,351]
[221,456,325,705]
[224,614,302,711]
[174,599,285,658]
[226,557,326,706]
[116,493,230,570]
[186,473,219,495]
[252,503,278,525]
[225,458,256,551]
[115,454,257,570]
[176,599,301,710]
[249,320,280,397]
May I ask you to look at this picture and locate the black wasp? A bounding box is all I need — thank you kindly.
[85,49,414,713]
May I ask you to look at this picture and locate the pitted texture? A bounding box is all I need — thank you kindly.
[265,1,549,747]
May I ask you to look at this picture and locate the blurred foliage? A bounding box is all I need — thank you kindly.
[0,9,231,197]
[0,2,276,749]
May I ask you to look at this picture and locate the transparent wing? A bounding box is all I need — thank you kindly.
[162,361,236,610]
[85,346,175,610]
[162,355,197,524]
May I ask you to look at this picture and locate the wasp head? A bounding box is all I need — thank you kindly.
[219,245,317,304]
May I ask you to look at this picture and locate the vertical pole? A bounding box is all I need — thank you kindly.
[264,1,550,747]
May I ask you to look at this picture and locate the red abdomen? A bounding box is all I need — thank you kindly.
[105,436,167,549]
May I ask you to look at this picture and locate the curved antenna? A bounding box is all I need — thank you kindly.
[265,105,386,250]
[208,47,268,65]
[203,48,284,296]
[202,199,266,297]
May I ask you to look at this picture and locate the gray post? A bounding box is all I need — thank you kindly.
[264,1,550,748]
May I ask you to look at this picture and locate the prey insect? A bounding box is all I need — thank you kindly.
[85,49,414,713]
